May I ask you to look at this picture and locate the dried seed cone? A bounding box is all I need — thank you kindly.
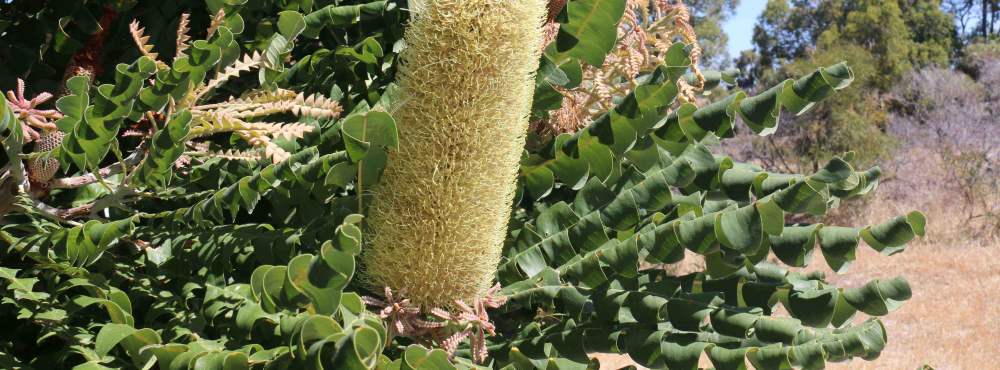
[27,130,64,185]
[362,0,546,307]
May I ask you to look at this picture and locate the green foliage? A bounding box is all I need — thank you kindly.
[817,1,916,88]
[899,0,955,67]
[1,1,924,369]
[57,61,158,171]
[555,0,628,66]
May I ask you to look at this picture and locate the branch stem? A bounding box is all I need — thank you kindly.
[50,148,144,189]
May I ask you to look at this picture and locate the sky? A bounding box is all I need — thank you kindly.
[723,0,768,54]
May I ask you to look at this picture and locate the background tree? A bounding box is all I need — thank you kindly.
[900,0,959,63]
[686,0,740,67]
[736,0,953,173]
[753,0,952,86]
[943,0,999,54]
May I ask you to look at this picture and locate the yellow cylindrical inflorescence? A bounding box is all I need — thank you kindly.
[361,0,546,308]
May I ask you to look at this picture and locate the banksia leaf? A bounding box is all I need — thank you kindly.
[129,20,159,61]
[206,148,267,162]
[189,111,294,163]
[362,0,547,307]
[218,89,343,119]
[197,52,261,99]
[175,13,191,59]
[288,92,342,119]
[206,9,226,38]
[247,122,314,140]
[188,114,313,141]
[135,110,192,186]
[231,88,297,105]
[189,111,249,137]
[238,130,290,163]
[203,89,343,119]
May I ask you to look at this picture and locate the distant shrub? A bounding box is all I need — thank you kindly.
[891,67,999,235]
[958,41,1000,80]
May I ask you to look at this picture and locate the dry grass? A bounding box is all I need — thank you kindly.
[823,236,1000,369]
[592,147,1000,369]
[821,147,1000,369]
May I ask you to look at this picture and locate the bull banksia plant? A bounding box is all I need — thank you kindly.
[0,0,928,369]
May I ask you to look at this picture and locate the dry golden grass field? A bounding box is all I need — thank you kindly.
[593,148,1000,369]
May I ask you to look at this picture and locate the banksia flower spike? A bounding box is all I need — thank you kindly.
[362,0,547,308]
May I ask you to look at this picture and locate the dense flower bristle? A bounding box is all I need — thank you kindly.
[362,0,546,307]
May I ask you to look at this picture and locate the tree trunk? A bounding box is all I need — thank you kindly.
[984,0,990,37]
[992,0,998,36]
